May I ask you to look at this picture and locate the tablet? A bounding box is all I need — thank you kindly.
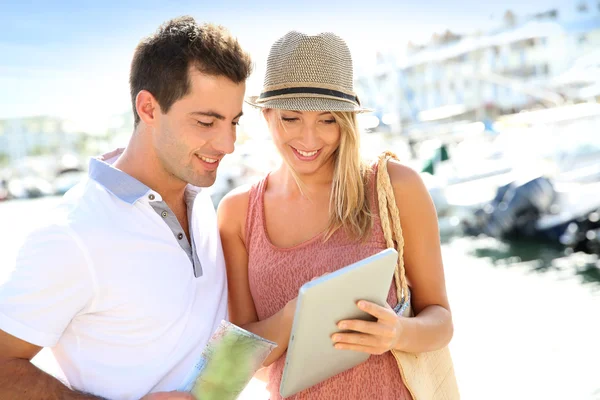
[279,248,398,398]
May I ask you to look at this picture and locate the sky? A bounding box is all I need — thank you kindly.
[0,0,584,130]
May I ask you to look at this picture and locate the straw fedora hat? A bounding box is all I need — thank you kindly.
[246,31,372,113]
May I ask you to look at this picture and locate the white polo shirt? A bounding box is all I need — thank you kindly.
[0,155,228,400]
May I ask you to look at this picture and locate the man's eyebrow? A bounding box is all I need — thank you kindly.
[189,110,244,120]
[189,111,225,120]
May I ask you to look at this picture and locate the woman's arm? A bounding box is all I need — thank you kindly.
[217,187,295,366]
[333,160,453,354]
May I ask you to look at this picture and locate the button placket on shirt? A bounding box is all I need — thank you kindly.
[144,189,201,276]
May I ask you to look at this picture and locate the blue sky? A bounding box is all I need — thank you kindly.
[0,0,583,127]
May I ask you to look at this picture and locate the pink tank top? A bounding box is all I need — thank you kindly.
[245,164,412,400]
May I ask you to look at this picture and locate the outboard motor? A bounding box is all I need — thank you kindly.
[464,176,556,239]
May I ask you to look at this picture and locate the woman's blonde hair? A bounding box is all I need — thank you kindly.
[326,111,372,241]
[265,109,373,242]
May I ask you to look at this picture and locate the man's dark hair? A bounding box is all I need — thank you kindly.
[129,16,253,126]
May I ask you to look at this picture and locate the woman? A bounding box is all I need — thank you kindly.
[217,31,453,400]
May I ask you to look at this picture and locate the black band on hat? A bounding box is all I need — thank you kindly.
[259,87,359,104]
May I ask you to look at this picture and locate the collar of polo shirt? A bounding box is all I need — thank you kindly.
[88,156,202,206]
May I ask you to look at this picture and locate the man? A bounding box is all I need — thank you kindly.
[0,16,252,400]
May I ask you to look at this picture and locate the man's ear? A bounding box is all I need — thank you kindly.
[135,90,160,127]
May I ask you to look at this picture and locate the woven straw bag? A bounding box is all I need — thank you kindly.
[376,151,460,400]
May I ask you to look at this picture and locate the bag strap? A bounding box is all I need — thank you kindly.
[376,151,409,305]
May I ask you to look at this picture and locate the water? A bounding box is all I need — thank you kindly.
[1,197,599,400]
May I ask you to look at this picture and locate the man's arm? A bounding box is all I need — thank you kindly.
[0,329,195,400]
[0,329,106,399]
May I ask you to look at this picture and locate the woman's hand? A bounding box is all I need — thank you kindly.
[331,300,403,355]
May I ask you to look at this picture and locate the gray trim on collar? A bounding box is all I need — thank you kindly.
[88,158,150,205]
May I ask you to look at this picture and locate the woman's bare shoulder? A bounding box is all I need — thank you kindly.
[385,159,425,192]
[216,182,255,231]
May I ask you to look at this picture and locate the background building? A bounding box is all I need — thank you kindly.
[355,5,600,133]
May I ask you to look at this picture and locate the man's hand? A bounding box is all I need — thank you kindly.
[140,391,195,400]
